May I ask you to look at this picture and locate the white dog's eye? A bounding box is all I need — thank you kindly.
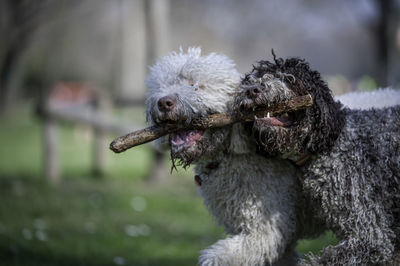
[188,78,195,87]
[188,79,202,91]
[192,84,204,91]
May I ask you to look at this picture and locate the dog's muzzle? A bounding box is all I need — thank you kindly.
[153,94,181,123]
[157,95,177,113]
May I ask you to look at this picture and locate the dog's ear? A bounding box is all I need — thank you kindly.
[229,123,255,154]
[278,57,345,154]
[307,88,345,153]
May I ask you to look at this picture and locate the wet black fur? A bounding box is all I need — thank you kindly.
[235,55,400,265]
[237,56,345,156]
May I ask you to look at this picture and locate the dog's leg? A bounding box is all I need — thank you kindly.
[196,153,298,265]
[300,236,394,266]
[274,242,299,266]
[381,249,400,266]
[299,181,395,265]
[198,230,297,266]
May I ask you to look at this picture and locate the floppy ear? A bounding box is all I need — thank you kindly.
[307,89,345,153]
[229,123,255,154]
[277,57,345,154]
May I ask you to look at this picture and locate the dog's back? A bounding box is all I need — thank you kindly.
[305,105,400,198]
[336,88,400,110]
[342,106,400,176]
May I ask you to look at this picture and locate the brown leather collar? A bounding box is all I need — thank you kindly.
[288,153,312,166]
[206,162,219,170]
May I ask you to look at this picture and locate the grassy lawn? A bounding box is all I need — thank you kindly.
[0,103,336,266]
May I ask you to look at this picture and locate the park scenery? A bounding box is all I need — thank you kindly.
[0,0,398,265]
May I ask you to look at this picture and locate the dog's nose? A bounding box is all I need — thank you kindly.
[157,95,176,112]
[246,85,262,99]
[246,86,262,99]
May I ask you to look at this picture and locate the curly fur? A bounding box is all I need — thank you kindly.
[145,47,305,265]
[236,55,400,265]
[236,56,345,156]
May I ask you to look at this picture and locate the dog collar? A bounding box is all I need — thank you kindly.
[288,153,312,166]
[194,175,202,186]
[206,162,219,170]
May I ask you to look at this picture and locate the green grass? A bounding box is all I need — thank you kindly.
[0,176,222,266]
[0,103,337,266]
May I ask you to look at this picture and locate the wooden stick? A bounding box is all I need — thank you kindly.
[110,94,313,153]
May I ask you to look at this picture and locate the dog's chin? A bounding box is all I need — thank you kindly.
[170,129,206,166]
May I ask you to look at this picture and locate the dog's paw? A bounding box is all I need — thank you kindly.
[298,261,318,266]
[198,253,221,266]
[198,247,235,266]
[298,256,322,266]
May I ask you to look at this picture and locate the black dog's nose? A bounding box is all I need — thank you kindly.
[157,95,176,112]
[246,86,262,98]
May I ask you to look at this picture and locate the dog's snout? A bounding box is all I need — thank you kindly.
[244,85,262,99]
[158,95,176,112]
[248,87,262,98]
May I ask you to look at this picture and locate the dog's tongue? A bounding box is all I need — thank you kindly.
[171,130,203,146]
[259,116,293,127]
[171,132,185,146]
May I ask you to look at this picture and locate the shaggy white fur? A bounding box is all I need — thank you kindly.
[196,154,298,266]
[146,47,240,120]
[145,47,299,266]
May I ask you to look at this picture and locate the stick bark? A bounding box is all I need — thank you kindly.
[110,94,313,153]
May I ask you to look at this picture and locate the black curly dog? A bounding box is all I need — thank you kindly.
[236,55,400,265]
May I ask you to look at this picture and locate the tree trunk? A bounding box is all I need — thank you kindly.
[144,0,170,183]
[376,0,390,87]
[43,116,60,184]
[0,44,22,114]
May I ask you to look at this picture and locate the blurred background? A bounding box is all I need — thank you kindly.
[0,0,399,265]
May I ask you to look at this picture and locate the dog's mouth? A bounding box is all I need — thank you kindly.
[255,112,294,127]
[171,129,204,149]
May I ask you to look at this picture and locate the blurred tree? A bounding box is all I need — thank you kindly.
[143,0,171,184]
[376,0,390,87]
[0,0,76,114]
[386,0,400,87]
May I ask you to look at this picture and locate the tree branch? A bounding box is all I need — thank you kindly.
[109,94,313,153]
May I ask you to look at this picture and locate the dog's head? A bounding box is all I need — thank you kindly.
[146,47,243,167]
[235,55,345,156]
